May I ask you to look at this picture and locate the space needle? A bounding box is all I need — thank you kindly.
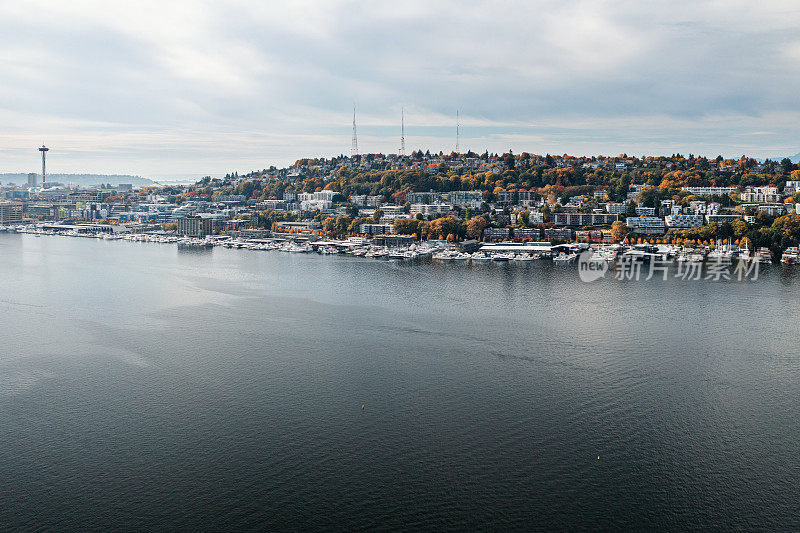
[38,144,49,187]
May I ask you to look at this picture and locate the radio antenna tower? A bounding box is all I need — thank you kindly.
[455,110,460,154]
[400,107,406,156]
[351,105,359,158]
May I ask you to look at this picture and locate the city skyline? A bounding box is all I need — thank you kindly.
[1,1,799,178]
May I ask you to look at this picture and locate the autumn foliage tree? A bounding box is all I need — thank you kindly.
[466,216,488,240]
[611,220,628,242]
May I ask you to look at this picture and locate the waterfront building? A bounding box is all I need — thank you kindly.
[575,230,614,243]
[484,227,510,240]
[0,201,23,225]
[544,227,572,241]
[513,227,541,240]
[373,234,414,247]
[275,221,321,233]
[176,215,213,237]
[626,216,666,234]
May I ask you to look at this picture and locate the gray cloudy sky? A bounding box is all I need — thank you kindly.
[1,0,799,178]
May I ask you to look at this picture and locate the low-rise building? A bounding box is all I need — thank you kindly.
[513,227,541,240]
[757,204,786,217]
[626,216,665,234]
[552,212,618,227]
[705,213,743,224]
[544,227,572,241]
[665,214,704,229]
[409,204,451,217]
[680,186,739,197]
[484,227,511,240]
[606,202,627,214]
[740,186,781,203]
[359,223,393,235]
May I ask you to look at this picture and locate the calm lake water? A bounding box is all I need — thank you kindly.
[1,233,799,530]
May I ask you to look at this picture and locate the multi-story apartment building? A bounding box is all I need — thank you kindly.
[625,216,665,234]
[552,213,618,227]
[0,201,23,225]
[176,215,213,237]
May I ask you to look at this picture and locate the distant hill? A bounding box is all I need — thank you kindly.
[0,173,155,187]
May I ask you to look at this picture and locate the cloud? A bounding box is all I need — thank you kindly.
[0,0,798,177]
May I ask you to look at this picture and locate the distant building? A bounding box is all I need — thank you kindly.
[176,215,213,237]
[118,183,133,191]
[27,173,37,187]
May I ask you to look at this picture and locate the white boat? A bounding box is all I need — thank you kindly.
[433,250,470,261]
[553,252,577,264]
[755,247,773,264]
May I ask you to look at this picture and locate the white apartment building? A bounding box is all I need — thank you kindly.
[680,186,739,196]
[409,204,452,217]
[665,214,704,229]
[740,186,781,203]
[626,216,665,234]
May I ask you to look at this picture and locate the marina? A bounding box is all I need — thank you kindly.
[1,224,779,268]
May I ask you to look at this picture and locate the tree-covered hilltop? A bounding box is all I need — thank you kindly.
[204,152,798,204]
